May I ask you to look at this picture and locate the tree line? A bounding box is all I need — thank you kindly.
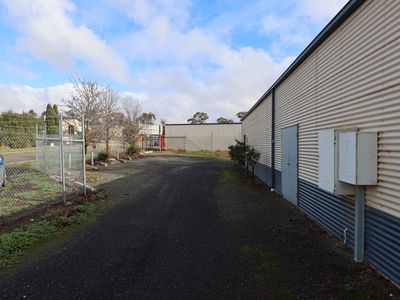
[63,76,156,153]
[0,75,248,150]
[0,77,156,151]
[187,111,247,124]
[0,104,64,148]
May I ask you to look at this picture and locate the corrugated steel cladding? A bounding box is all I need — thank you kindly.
[242,0,400,286]
[242,94,272,167]
[165,123,241,151]
[242,94,272,186]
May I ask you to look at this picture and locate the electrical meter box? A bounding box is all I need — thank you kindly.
[338,132,377,185]
[318,129,354,195]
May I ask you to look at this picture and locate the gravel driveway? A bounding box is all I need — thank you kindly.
[0,155,398,299]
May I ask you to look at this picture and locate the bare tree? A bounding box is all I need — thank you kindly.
[63,76,105,152]
[99,88,120,154]
[122,98,143,146]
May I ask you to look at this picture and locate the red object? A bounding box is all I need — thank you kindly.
[160,134,165,149]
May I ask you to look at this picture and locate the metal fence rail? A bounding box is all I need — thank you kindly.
[0,115,86,220]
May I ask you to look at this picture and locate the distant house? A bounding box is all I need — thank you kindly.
[139,124,162,136]
[63,119,82,135]
[138,124,162,150]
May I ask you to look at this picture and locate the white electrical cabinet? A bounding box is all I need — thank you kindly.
[318,129,354,195]
[338,132,378,185]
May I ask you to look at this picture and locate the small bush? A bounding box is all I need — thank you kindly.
[126,145,140,156]
[228,139,248,167]
[245,146,261,167]
[96,151,109,162]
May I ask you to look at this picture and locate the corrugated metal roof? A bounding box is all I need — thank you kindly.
[242,0,365,121]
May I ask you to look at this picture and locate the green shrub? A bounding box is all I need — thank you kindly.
[245,146,261,167]
[228,139,248,167]
[96,151,109,162]
[126,145,140,156]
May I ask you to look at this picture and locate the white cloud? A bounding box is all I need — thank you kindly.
[0,0,348,124]
[1,0,129,83]
[0,61,40,81]
[261,0,348,55]
[109,0,191,28]
[134,48,292,123]
[300,0,348,21]
[0,83,74,114]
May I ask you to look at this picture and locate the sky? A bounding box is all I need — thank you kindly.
[0,0,348,123]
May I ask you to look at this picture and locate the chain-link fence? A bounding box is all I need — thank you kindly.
[0,115,86,220]
[86,142,127,164]
[139,135,161,151]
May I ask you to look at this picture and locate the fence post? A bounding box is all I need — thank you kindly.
[68,134,72,169]
[35,125,38,170]
[211,132,213,151]
[91,151,94,166]
[45,122,48,173]
[82,115,87,195]
[60,114,66,202]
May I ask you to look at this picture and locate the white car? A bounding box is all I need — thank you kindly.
[0,154,6,187]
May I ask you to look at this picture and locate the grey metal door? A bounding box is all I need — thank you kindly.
[282,125,298,205]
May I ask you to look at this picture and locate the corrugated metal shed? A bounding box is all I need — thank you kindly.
[271,0,400,219]
[242,95,273,185]
[241,0,400,286]
[165,123,241,151]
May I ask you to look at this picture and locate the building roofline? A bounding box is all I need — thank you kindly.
[242,0,365,121]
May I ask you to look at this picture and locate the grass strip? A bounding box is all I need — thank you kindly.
[0,193,109,269]
[173,150,230,159]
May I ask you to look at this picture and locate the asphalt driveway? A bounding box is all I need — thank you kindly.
[0,155,398,299]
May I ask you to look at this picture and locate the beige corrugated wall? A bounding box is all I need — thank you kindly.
[242,96,272,167]
[274,0,400,218]
[165,124,242,151]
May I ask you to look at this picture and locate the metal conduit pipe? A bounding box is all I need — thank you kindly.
[271,88,276,192]
[354,185,366,262]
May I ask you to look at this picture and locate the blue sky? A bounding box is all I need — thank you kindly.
[0,0,347,122]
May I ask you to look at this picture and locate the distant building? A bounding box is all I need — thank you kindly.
[164,123,241,151]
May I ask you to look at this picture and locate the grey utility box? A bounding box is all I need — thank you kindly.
[318,129,354,195]
[338,132,378,185]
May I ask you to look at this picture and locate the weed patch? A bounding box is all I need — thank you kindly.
[0,193,110,269]
[165,150,230,159]
[86,171,104,183]
[0,171,63,218]
[219,169,239,184]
